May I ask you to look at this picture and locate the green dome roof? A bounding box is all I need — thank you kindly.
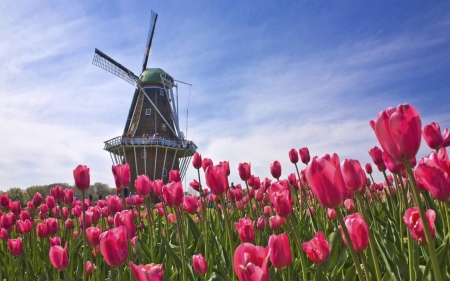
[139,68,174,87]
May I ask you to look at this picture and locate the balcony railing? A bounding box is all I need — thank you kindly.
[104,136,197,154]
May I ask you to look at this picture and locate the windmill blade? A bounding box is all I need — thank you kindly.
[141,10,158,72]
[92,48,139,86]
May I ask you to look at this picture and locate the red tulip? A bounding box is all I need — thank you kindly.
[288,148,299,164]
[1,213,15,230]
[256,216,267,230]
[192,254,208,275]
[73,165,90,191]
[305,153,347,209]
[238,162,251,181]
[403,207,436,244]
[302,231,330,265]
[169,170,181,183]
[268,233,292,269]
[344,199,355,213]
[201,158,213,172]
[8,237,22,256]
[234,216,255,243]
[32,192,43,208]
[341,159,367,192]
[100,226,128,267]
[135,175,152,198]
[49,242,69,270]
[270,161,282,179]
[130,262,164,281]
[162,181,184,207]
[415,148,450,202]
[107,195,123,216]
[192,152,202,169]
[205,163,229,196]
[86,226,101,246]
[338,213,369,252]
[370,104,422,162]
[299,147,310,164]
[234,243,269,281]
[423,122,444,150]
[112,164,131,189]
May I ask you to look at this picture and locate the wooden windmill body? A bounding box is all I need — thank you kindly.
[92,11,197,192]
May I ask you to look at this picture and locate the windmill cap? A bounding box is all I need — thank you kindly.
[139,68,174,87]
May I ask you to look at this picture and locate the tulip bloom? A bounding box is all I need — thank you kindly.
[162,181,184,207]
[100,226,128,267]
[205,164,229,196]
[47,218,59,236]
[338,213,369,252]
[112,164,131,189]
[234,243,269,281]
[238,162,251,181]
[32,192,44,208]
[415,148,450,202]
[8,237,22,256]
[299,147,310,164]
[135,175,152,198]
[192,152,202,169]
[268,233,292,269]
[130,262,164,281]
[422,122,444,150]
[107,195,123,215]
[269,215,286,230]
[403,207,436,244]
[9,201,21,215]
[169,170,181,183]
[183,195,198,214]
[341,159,367,192]
[153,180,163,198]
[382,152,405,174]
[73,165,90,191]
[114,210,136,239]
[86,226,101,247]
[288,148,299,164]
[189,179,200,191]
[192,254,208,275]
[256,216,267,230]
[234,217,255,243]
[327,208,337,220]
[305,153,347,209]
[17,219,32,234]
[50,236,61,247]
[271,189,293,217]
[364,163,372,174]
[344,199,355,213]
[270,161,282,179]
[370,104,422,162]
[1,213,15,230]
[49,243,69,270]
[302,232,330,265]
[201,158,213,172]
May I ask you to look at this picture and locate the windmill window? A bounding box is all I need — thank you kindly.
[145,109,151,116]
[163,168,167,177]
[161,124,167,131]
[141,150,147,158]
[160,90,164,96]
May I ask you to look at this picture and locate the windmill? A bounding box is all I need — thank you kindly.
[92,11,197,192]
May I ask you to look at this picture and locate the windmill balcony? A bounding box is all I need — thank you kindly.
[103,136,197,154]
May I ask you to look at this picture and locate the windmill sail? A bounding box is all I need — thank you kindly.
[92,48,139,85]
[142,11,158,72]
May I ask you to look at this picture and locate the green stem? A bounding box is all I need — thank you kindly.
[287,215,308,281]
[359,252,370,281]
[63,269,71,281]
[16,257,24,281]
[335,208,365,281]
[175,207,187,281]
[407,231,415,280]
[221,195,236,281]
[82,190,87,281]
[404,161,442,281]
[145,198,155,261]
[118,266,124,281]
[197,169,209,261]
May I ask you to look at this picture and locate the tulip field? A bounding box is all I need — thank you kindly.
[2,103,450,281]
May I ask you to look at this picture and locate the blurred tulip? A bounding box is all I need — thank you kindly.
[64,189,74,205]
[192,152,202,169]
[169,170,181,183]
[107,195,123,216]
[163,181,184,207]
[238,162,251,181]
[86,226,101,247]
[403,207,436,245]
[86,261,95,276]
[183,195,198,214]
[8,237,22,256]
[73,165,90,191]
[189,179,200,191]
[153,180,163,198]
[50,236,61,247]
[257,216,267,230]
[100,226,128,267]
[0,228,8,241]
[327,208,337,220]
[288,148,299,164]
[135,175,152,198]
[234,243,269,281]
[49,242,69,270]
[192,254,208,275]
[130,262,164,281]
[302,231,330,265]
[234,216,255,243]
[338,213,369,252]
[264,206,271,216]
[201,158,213,172]
[168,213,176,223]
[344,199,355,213]
[112,164,131,189]
[270,161,282,179]
[382,152,405,174]
[364,163,372,174]
[0,194,10,209]
[269,215,286,231]
[65,219,74,230]
[32,192,44,208]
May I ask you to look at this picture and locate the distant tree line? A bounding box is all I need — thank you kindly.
[0,182,116,207]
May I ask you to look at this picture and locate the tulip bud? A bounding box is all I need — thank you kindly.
[338,213,369,252]
[112,164,130,189]
[73,165,90,191]
[49,242,69,270]
[256,216,267,230]
[238,162,251,181]
[270,161,282,179]
[192,254,208,275]
[268,233,292,269]
[100,226,128,267]
[288,148,299,164]
[192,152,202,169]
[162,182,184,207]
[135,175,152,198]
[299,147,310,164]
[234,217,255,243]
[403,207,435,245]
[8,237,23,256]
[423,122,443,150]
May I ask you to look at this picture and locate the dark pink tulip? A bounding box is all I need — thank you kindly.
[0,228,8,241]
[17,219,32,234]
[8,237,22,256]
[270,161,282,179]
[268,233,292,269]
[443,128,450,147]
[238,162,251,181]
[192,152,202,169]
[51,186,64,202]
[135,175,152,198]
[257,216,267,230]
[365,163,372,174]
[50,236,61,247]
[183,195,198,214]
[205,163,229,196]
[306,153,347,209]
[168,213,176,223]
[114,210,136,239]
[37,222,49,238]
[287,173,298,189]
[162,181,184,207]
[234,243,269,281]
[263,206,271,216]
[19,210,30,221]
[1,213,15,230]
[382,152,405,174]
[288,148,299,164]
[153,180,163,198]
[341,159,367,192]
[189,179,200,191]
[73,165,90,191]
[403,207,435,245]
[130,262,164,281]
[72,205,82,217]
[234,216,255,243]
[112,163,131,189]
[220,161,230,176]
[423,122,443,150]
[45,196,55,209]
[107,195,123,216]
[65,219,74,230]
[9,201,21,215]
[32,192,43,208]
[0,194,10,209]
[339,213,369,252]
[327,208,337,220]
[100,226,128,267]
[97,200,106,208]
[47,218,59,236]
[169,170,181,183]
[271,189,293,217]
[299,147,310,164]
[49,242,69,270]
[248,175,260,189]
[201,158,213,172]
[344,199,355,213]
[415,148,450,202]
[370,104,422,162]
[86,226,101,247]
[368,146,384,166]
[302,232,330,265]
[64,189,74,205]
[192,254,208,275]
[86,261,94,276]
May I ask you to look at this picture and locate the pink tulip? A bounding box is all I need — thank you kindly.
[183,196,198,214]
[8,237,22,256]
[269,215,286,230]
[167,213,176,223]
[17,219,32,234]
[382,152,405,174]
[268,233,292,269]
[201,158,213,172]
[0,228,8,241]
[305,153,347,209]
[370,104,422,162]
[364,163,372,174]
[47,218,59,236]
[114,210,136,239]
[112,163,131,190]
[288,148,299,164]
[107,195,123,216]
[220,161,231,176]
[205,164,229,196]
[263,206,271,216]
[50,236,61,247]
[73,165,90,191]
[32,192,43,208]
[302,231,330,265]
[341,159,367,192]
[270,189,293,217]
[65,219,74,230]
[234,243,269,281]
[130,262,164,281]
[192,152,202,169]
[49,242,69,270]
[403,207,436,245]
[257,216,267,230]
[37,221,49,238]
[1,213,15,230]
[234,216,255,243]
[338,213,369,252]
[270,161,282,179]
[192,253,208,275]
[51,186,64,202]
[135,175,152,198]
[422,122,444,150]
[299,147,311,164]
[189,179,200,191]
[344,199,355,213]
[9,201,21,215]
[64,189,74,205]
[99,226,128,267]
[86,226,101,247]
[153,179,163,198]
[169,170,181,183]
[0,194,10,209]
[163,181,184,207]
[238,162,251,181]
[327,208,337,220]
[86,261,95,276]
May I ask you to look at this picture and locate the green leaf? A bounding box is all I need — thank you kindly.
[319,229,343,272]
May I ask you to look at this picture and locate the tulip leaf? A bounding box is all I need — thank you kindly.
[373,231,401,281]
[343,264,356,281]
[208,271,225,281]
[319,229,342,272]
[161,235,183,270]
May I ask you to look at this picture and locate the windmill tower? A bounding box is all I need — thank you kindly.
[92,11,197,192]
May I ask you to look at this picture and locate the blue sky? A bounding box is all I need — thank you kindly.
[0,1,449,191]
